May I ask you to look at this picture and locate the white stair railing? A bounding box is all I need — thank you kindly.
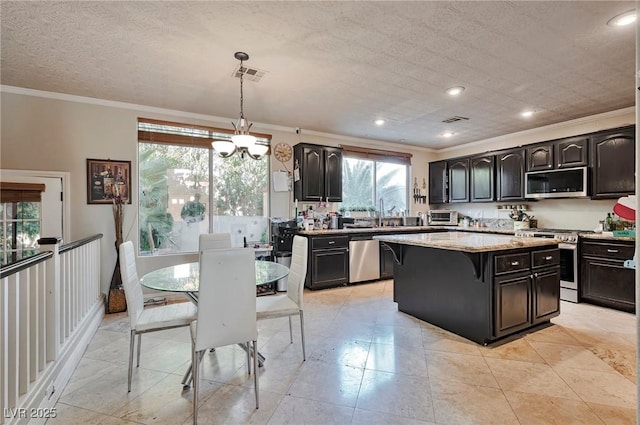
[1,234,103,425]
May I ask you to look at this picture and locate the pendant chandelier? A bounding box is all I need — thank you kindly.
[212,52,268,160]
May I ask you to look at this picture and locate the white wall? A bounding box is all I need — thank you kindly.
[0,89,436,293]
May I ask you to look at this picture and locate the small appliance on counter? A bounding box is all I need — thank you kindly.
[271,219,297,253]
[427,210,458,226]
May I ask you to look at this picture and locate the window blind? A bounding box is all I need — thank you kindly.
[0,182,46,203]
[340,144,412,165]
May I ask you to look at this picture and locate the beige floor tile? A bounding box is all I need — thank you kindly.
[266,395,354,425]
[430,379,519,425]
[504,390,606,425]
[115,373,220,425]
[356,369,435,422]
[427,351,499,388]
[185,384,282,425]
[351,407,435,425]
[587,402,637,425]
[308,337,371,368]
[524,324,582,346]
[365,342,428,377]
[287,360,364,407]
[587,345,637,384]
[529,340,619,373]
[59,357,120,397]
[376,309,423,328]
[422,327,483,356]
[228,351,304,395]
[322,319,376,343]
[46,402,138,424]
[481,338,545,363]
[554,367,637,409]
[190,345,252,383]
[372,324,424,348]
[485,357,579,400]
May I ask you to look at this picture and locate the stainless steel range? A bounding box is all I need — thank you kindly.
[515,228,583,303]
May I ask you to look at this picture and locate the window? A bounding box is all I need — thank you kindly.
[138,119,270,255]
[0,183,44,265]
[341,145,411,215]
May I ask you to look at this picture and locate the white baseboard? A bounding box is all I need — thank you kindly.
[4,296,105,425]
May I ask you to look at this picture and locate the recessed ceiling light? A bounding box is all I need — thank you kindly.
[374,119,385,126]
[520,110,534,118]
[607,9,636,27]
[440,131,455,138]
[445,86,465,96]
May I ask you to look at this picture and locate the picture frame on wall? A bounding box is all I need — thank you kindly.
[87,158,132,204]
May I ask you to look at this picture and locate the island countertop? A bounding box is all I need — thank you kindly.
[374,231,559,253]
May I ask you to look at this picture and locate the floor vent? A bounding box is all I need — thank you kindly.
[442,116,470,123]
[233,65,267,82]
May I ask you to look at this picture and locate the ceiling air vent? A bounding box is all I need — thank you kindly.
[442,116,470,124]
[233,64,267,82]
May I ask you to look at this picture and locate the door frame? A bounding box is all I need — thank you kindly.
[1,169,71,242]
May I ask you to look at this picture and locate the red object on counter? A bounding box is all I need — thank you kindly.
[613,195,636,221]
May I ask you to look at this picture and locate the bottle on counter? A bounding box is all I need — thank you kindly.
[605,213,613,231]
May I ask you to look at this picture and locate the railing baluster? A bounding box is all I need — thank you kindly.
[7,274,18,414]
[18,269,29,395]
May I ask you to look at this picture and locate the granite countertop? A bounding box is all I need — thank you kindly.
[578,232,636,242]
[297,225,515,236]
[373,231,559,253]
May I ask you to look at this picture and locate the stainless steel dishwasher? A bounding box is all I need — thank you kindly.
[349,236,380,283]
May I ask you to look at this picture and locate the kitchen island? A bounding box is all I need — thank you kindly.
[374,232,561,344]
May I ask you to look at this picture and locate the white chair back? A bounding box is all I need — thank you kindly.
[199,233,232,251]
[195,248,257,352]
[287,236,308,307]
[119,241,145,329]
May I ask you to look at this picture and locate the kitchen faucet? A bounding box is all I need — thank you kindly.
[378,198,384,227]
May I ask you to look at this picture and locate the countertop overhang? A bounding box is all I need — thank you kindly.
[297,225,516,236]
[373,231,560,253]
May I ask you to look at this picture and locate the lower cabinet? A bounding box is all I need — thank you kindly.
[306,235,349,289]
[581,238,635,312]
[494,249,560,338]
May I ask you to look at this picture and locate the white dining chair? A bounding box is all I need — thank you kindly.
[191,248,258,424]
[198,232,232,251]
[119,241,197,392]
[256,235,308,360]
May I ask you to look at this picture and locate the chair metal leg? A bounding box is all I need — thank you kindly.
[128,330,135,392]
[192,346,199,425]
[299,310,306,361]
[288,316,293,343]
[246,342,251,375]
[253,340,259,409]
[136,333,142,367]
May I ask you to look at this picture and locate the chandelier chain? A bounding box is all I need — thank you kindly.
[239,60,245,119]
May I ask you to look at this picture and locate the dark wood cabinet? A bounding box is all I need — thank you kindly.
[428,161,448,204]
[380,243,395,279]
[580,238,635,312]
[493,248,560,338]
[470,155,495,202]
[590,126,635,199]
[556,137,588,168]
[306,235,349,289]
[496,149,525,201]
[526,144,554,171]
[294,143,343,202]
[448,158,469,203]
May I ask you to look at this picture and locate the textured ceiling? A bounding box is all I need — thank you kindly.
[1,1,636,149]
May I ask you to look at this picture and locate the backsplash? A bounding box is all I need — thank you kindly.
[448,198,618,231]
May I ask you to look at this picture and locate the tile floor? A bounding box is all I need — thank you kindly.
[48,280,636,424]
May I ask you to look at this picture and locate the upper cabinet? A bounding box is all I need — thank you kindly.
[470,155,495,202]
[428,161,448,204]
[590,126,635,199]
[556,137,588,168]
[526,144,554,171]
[527,136,589,172]
[293,143,343,202]
[496,149,525,201]
[448,158,470,203]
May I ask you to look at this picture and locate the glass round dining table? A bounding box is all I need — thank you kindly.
[140,260,289,303]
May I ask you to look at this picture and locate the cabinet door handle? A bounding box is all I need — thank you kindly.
[544,256,553,260]
[511,261,519,266]
[607,249,619,253]
[328,240,335,245]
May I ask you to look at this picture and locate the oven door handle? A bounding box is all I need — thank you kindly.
[558,243,576,250]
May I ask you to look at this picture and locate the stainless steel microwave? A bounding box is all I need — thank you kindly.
[525,166,588,198]
[427,210,458,226]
